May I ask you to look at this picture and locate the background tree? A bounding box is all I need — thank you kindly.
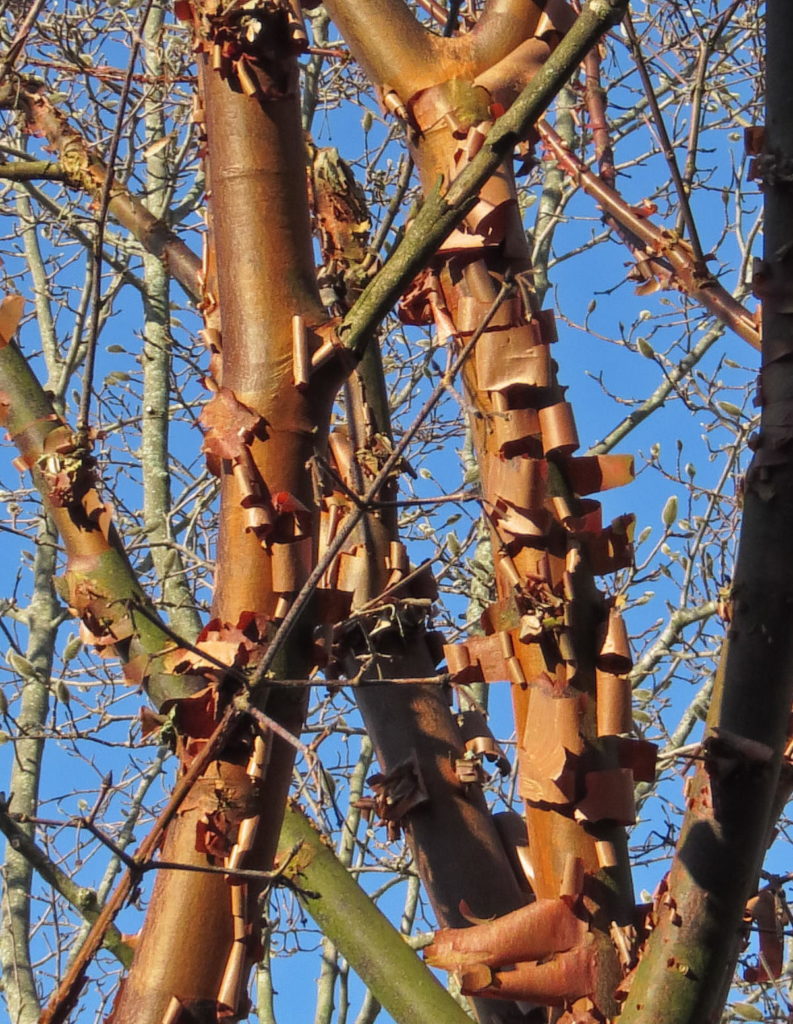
[0,1,785,1023]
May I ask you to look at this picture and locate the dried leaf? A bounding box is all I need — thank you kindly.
[139,706,166,739]
[732,1004,764,1022]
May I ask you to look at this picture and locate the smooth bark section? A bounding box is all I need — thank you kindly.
[319,0,435,96]
[200,59,331,622]
[278,804,474,1024]
[324,0,561,102]
[618,5,793,1021]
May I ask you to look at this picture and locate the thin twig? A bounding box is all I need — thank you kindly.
[0,799,133,966]
[674,0,744,237]
[538,119,759,349]
[0,0,48,86]
[76,0,156,441]
[622,9,705,266]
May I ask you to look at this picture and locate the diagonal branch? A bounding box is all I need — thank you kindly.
[277,803,474,1024]
[0,304,207,709]
[0,800,134,968]
[537,119,760,350]
[0,77,201,299]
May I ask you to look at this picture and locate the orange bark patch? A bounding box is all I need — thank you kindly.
[426,897,586,971]
[201,387,266,463]
[744,888,784,982]
[460,941,597,1005]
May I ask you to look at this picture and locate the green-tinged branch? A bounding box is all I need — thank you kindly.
[0,327,205,709]
[277,804,473,1024]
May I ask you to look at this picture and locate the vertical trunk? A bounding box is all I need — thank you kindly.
[108,9,340,1021]
[618,5,793,1021]
[0,522,58,1024]
[311,140,528,924]
[324,1,638,1016]
[308,142,529,1019]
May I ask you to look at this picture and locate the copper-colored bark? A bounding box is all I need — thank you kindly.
[313,154,529,937]
[324,1,640,1016]
[107,5,341,1020]
[426,898,585,969]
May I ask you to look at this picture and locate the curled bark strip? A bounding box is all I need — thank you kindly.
[595,671,632,736]
[459,940,597,1005]
[355,753,429,842]
[596,604,632,675]
[200,387,267,464]
[560,453,634,496]
[743,888,784,982]
[491,810,534,893]
[574,768,636,826]
[456,709,511,774]
[425,897,586,971]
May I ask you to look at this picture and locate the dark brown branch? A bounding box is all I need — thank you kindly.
[619,5,793,1020]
